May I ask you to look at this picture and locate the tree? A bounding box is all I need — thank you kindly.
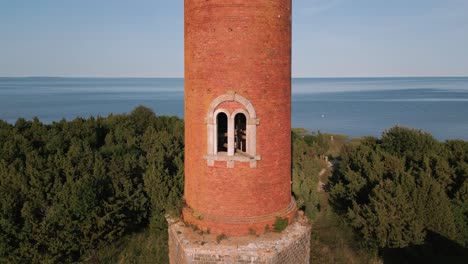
[0,106,185,263]
[330,126,468,249]
[291,131,324,220]
[348,180,425,248]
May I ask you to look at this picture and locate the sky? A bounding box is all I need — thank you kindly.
[0,0,467,78]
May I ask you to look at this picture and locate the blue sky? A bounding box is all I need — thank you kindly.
[1,0,467,77]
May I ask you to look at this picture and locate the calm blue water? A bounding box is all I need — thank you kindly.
[1,77,467,140]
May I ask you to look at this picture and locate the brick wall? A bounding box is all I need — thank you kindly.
[184,0,294,236]
[215,101,246,113]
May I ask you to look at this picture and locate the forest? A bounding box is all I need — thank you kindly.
[0,106,467,263]
[0,106,184,263]
[328,126,468,262]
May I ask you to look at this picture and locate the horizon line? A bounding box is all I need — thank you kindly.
[1,75,468,79]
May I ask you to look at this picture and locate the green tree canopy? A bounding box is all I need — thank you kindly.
[330,126,468,249]
[0,106,184,263]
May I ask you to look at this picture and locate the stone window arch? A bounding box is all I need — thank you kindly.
[205,91,260,168]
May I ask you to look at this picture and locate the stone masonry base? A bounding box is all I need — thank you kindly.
[167,214,311,264]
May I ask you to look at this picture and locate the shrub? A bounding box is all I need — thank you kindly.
[273,217,289,233]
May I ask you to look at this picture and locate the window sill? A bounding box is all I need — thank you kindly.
[204,152,261,168]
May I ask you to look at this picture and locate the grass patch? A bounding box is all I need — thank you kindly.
[310,206,379,264]
[81,228,169,264]
[325,134,349,158]
[310,166,380,264]
[323,133,349,142]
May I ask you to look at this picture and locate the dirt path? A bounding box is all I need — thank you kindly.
[317,161,333,192]
[317,168,327,192]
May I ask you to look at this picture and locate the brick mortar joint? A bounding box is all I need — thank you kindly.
[183,197,296,224]
[185,2,291,16]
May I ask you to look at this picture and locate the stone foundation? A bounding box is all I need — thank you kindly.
[168,214,311,264]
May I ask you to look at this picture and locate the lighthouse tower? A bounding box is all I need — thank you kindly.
[168,1,311,262]
[184,0,296,236]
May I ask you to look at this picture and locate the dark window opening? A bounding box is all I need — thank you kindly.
[234,113,247,153]
[217,113,228,152]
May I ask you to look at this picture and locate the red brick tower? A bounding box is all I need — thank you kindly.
[183,0,296,236]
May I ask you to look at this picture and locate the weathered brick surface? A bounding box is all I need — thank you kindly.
[168,215,311,264]
[215,101,246,113]
[182,198,296,236]
[184,0,293,236]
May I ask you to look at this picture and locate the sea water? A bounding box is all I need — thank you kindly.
[0,77,467,140]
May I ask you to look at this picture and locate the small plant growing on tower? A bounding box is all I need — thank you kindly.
[264,224,271,232]
[187,223,199,232]
[216,233,227,244]
[273,217,288,232]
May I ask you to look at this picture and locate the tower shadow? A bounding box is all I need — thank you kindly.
[381,231,468,264]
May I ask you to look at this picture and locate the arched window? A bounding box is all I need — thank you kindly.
[234,113,246,153]
[205,91,260,168]
[216,112,228,152]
